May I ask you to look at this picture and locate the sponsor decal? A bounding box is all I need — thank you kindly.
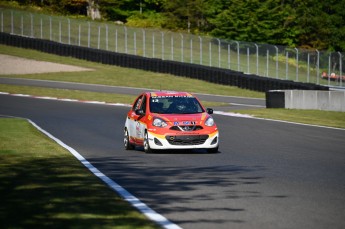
[136,122,142,136]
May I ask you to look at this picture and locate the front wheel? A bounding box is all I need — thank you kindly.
[144,132,154,153]
[124,129,134,150]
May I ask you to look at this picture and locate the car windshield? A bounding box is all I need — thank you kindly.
[150,95,204,114]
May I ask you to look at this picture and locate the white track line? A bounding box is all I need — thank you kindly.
[24,118,182,229]
[2,91,344,131]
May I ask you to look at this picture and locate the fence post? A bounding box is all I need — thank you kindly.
[235,41,240,71]
[286,51,289,80]
[295,48,299,81]
[161,32,164,60]
[59,20,61,43]
[78,24,81,46]
[307,52,310,82]
[328,54,331,86]
[152,32,155,58]
[209,41,212,66]
[11,11,13,34]
[49,17,52,41]
[1,11,3,33]
[124,26,127,54]
[180,33,184,62]
[171,35,173,60]
[199,36,202,65]
[40,18,43,39]
[115,29,118,52]
[339,52,343,87]
[266,49,269,77]
[217,38,221,68]
[255,43,258,75]
[30,13,34,37]
[68,19,70,45]
[316,49,320,84]
[88,22,90,48]
[228,44,231,69]
[247,47,250,73]
[134,32,136,55]
[105,24,108,50]
[275,46,278,79]
[142,29,146,57]
[21,15,23,36]
[97,25,100,49]
[190,38,193,63]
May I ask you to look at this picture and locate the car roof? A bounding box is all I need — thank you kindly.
[148,91,194,97]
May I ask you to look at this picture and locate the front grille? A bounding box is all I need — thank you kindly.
[166,135,208,145]
[169,125,203,131]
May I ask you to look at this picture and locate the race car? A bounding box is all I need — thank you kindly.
[124,91,219,153]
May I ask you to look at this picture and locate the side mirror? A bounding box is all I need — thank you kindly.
[135,109,145,116]
[206,108,213,114]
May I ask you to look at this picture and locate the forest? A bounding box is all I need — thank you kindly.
[1,0,344,52]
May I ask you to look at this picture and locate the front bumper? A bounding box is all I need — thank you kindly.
[147,130,219,150]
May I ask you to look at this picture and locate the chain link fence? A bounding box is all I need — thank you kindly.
[1,8,344,88]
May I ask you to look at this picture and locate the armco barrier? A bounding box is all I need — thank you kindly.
[0,32,329,92]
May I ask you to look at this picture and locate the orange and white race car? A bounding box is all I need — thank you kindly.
[124,91,219,153]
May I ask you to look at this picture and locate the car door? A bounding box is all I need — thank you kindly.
[127,94,144,144]
[127,94,147,145]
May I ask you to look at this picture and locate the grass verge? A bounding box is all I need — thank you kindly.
[0,44,264,99]
[0,84,229,107]
[0,118,160,229]
[234,109,345,129]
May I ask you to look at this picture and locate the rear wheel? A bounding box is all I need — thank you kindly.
[144,132,154,153]
[124,129,134,150]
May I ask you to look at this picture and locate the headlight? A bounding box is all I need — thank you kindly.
[153,117,168,128]
[205,116,215,126]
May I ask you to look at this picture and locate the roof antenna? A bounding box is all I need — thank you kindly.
[160,84,161,91]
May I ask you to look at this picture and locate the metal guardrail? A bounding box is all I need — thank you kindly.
[0,8,344,88]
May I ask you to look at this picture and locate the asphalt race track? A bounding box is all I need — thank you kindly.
[1,94,345,229]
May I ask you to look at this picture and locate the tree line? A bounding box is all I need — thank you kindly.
[3,0,345,52]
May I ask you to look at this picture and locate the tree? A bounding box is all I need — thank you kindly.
[163,0,209,33]
[209,0,299,46]
[294,0,345,51]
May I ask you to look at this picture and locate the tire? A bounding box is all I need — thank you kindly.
[144,132,154,154]
[207,146,218,154]
[124,129,134,150]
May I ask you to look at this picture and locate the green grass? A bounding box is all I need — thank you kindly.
[234,109,345,129]
[0,84,229,107]
[0,118,160,229]
[0,84,136,104]
[1,6,340,87]
[0,45,264,99]
[1,45,344,129]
